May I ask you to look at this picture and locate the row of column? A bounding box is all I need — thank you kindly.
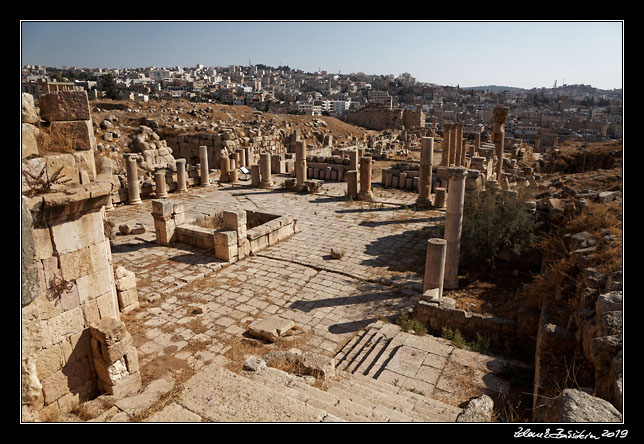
[125,145,261,204]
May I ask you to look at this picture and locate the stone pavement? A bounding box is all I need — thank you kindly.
[105,175,461,421]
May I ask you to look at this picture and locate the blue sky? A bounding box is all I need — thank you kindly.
[20,21,623,90]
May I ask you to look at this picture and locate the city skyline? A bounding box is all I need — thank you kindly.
[20,20,623,91]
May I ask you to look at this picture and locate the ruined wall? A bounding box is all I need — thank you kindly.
[163,129,286,171]
[21,91,139,421]
[346,105,425,131]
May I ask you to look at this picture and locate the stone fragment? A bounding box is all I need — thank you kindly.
[456,394,494,422]
[248,317,295,342]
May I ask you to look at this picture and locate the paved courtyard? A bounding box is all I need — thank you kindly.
[107,176,446,386]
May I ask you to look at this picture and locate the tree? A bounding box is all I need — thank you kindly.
[460,191,539,267]
[99,74,120,100]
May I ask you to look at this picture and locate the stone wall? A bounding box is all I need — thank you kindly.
[346,104,426,131]
[21,91,139,421]
[163,130,286,171]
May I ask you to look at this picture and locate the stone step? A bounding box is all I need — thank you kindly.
[363,333,407,378]
[348,373,461,422]
[338,322,401,375]
[334,324,381,370]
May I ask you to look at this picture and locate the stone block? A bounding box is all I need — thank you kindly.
[117,288,139,313]
[59,240,108,282]
[76,266,114,303]
[215,243,238,262]
[50,120,96,151]
[214,230,237,247]
[90,317,128,347]
[248,317,295,342]
[151,199,174,216]
[222,209,247,229]
[115,270,136,292]
[50,211,105,255]
[45,153,80,189]
[36,344,65,381]
[22,123,40,158]
[73,150,97,181]
[45,306,85,345]
[39,90,91,122]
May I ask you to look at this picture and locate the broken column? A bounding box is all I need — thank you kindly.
[295,140,307,190]
[125,154,142,205]
[219,155,231,183]
[416,136,434,207]
[90,318,141,398]
[349,149,359,171]
[443,167,467,290]
[176,158,188,192]
[423,238,447,301]
[493,106,509,181]
[434,187,447,209]
[229,159,238,183]
[357,156,373,201]
[250,164,261,187]
[346,170,358,200]
[154,168,168,198]
[259,152,274,189]
[199,145,211,187]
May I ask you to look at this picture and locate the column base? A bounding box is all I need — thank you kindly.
[415,197,433,208]
[260,181,274,190]
[128,198,142,205]
[357,191,373,201]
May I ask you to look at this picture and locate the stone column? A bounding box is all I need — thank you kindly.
[250,164,261,188]
[199,145,211,187]
[154,168,168,198]
[454,122,463,166]
[357,156,373,201]
[443,167,467,290]
[349,149,359,171]
[125,154,142,205]
[493,106,509,181]
[259,152,274,189]
[346,170,358,200]
[237,148,247,168]
[229,159,238,183]
[219,155,231,183]
[474,132,481,150]
[417,136,434,206]
[423,238,447,301]
[434,187,447,209]
[441,123,452,167]
[176,159,188,192]
[449,124,458,166]
[295,140,307,189]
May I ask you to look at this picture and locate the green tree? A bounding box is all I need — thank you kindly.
[460,190,539,267]
[100,73,120,100]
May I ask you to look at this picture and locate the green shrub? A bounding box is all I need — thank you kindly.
[461,190,539,267]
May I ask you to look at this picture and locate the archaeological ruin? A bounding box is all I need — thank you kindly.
[21,90,623,424]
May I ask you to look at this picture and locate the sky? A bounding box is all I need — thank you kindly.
[20,21,623,91]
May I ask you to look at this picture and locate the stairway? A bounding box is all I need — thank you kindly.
[147,320,522,422]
